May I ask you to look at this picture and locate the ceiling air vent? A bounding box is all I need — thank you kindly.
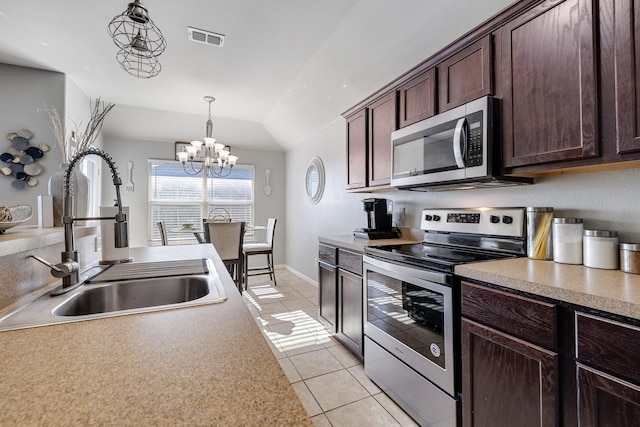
[188,27,225,47]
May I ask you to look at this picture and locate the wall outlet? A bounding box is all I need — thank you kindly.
[398,207,406,222]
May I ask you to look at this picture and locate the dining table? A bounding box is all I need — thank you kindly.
[170,224,266,243]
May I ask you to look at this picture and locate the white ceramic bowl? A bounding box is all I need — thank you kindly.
[0,205,33,234]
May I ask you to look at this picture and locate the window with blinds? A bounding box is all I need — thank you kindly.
[148,159,254,244]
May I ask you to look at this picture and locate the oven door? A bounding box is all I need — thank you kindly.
[363,255,455,397]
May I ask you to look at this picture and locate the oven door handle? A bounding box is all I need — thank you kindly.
[452,117,467,168]
[363,255,449,285]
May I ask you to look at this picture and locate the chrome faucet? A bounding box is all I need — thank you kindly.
[33,148,129,296]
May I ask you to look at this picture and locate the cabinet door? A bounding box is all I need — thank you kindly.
[318,261,337,332]
[462,318,559,427]
[398,68,436,128]
[577,363,640,427]
[501,0,598,168]
[346,109,368,189]
[613,0,640,154]
[439,35,493,111]
[368,92,397,187]
[337,269,363,358]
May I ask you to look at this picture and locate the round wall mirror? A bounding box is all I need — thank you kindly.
[305,156,325,204]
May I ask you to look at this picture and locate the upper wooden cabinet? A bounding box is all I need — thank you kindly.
[345,109,367,190]
[438,35,493,112]
[368,92,397,187]
[398,68,436,128]
[611,0,640,155]
[501,0,598,168]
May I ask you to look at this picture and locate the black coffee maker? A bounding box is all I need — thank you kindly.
[353,198,400,239]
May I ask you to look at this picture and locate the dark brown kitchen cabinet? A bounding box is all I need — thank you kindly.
[317,244,364,359]
[501,0,598,169]
[461,281,559,427]
[336,248,363,358]
[438,35,493,112]
[398,68,436,128]
[318,244,338,331]
[318,260,337,332]
[337,268,363,358]
[576,312,640,426]
[346,109,368,190]
[367,92,397,188]
[344,91,397,191]
[610,0,640,155]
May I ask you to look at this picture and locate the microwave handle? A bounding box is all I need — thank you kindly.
[452,117,467,168]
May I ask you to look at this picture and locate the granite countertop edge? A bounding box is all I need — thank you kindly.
[456,258,640,321]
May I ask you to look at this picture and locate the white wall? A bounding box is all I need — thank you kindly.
[101,137,287,264]
[285,118,640,282]
[0,64,65,223]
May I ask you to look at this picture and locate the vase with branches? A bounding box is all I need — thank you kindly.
[44,98,115,226]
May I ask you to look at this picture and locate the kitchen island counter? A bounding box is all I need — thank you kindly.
[456,258,640,320]
[0,244,311,426]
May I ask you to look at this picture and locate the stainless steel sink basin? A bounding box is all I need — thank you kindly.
[54,276,210,317]
[0,258,227,332]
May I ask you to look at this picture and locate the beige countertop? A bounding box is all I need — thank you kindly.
[0,225,100,257]
[0,244,311,426]
[456,258,640,320]
[319,228,422,252]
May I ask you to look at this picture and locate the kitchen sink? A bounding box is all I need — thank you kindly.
[54,276,210,317]
[0,258,227,332]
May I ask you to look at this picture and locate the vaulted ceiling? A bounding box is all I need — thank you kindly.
[0,0,515,151]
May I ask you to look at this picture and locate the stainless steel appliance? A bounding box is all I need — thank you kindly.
[390,96,532,191]
[354,198,400,240]
[363,207,527,426]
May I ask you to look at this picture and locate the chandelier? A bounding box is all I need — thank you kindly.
[176,96,238,178]
[108,0,166,78]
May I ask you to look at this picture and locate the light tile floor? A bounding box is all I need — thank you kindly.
[242,268,419,427]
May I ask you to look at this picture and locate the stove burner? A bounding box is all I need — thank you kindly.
[365,242,517,272]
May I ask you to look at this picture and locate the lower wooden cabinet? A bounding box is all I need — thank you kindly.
[317,243,364,359]
[462,319,559,427]
[576,312,640,426]
[461,280,640,427]
[577,364,640,426]
[337,268,363,357]
[461,281,559,427]
[318,261,337,332]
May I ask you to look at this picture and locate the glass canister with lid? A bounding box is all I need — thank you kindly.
[552,218,583,264]
[583,230,619,269]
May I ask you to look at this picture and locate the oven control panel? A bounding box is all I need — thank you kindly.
[420,208,526,237]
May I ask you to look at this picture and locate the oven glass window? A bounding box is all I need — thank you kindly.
[367,270,446,368]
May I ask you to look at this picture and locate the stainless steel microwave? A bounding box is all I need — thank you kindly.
[390,96,531,190]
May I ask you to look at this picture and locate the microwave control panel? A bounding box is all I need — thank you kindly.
[466,111,483,167]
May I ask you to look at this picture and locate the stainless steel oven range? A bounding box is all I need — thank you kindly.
[363,207,527,426]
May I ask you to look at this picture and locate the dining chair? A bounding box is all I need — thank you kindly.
[243,218,277,288]
[157,221,168,246]
[203,219,245,292]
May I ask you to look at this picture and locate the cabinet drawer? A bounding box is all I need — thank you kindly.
[338,248,363,276]
[461,281,557,350]
[576,312,640,384]
[319,244,337,265]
